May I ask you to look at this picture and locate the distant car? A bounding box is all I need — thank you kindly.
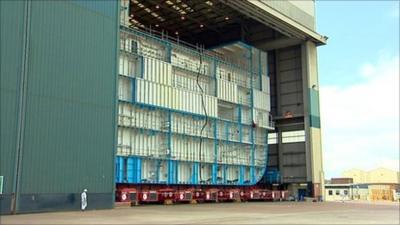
[288,195,296,201]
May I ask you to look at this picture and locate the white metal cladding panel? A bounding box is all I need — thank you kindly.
[170,114,213,138]
[186,91,192,113]
[172,69,210,94]
[261,76,270,94]
[116,128,167,158]
[170,114,180,133]
[178,90,184,112]
[237,146,251,165]
[120,36,136,53]
[260,51,268,76]
[193,93,199,114]
[228,124,239,142]
[253,109,270,128]
[170,88,177,109]
[217,63,249,88]
[159,161,168,182]
[226,166,239,181]
[217,79,238,103]
[118,77,132,102]
[171,50,211,75]
[217,121,225,139]
[120,0,130,25]
[255,167,264,180]
[118,104,130,127]
[224,144,236,164]
[118,103,165,130]
[255,128,267,145]
[217,165,224,179]
[148,80,155,105]
[141,159,158,182]
[218,143,244,165]
[136,37,166,61]
[136,79,217,117]
[178,162,191,183]
[255,146,266,166]
[253,89,270,111]
[142,57,172,85]
[241,126,252,144]
[171,137,214,162]
[117,128,130,156]
[119,55,141,77]
[243,167,251,181]
[204,94,217,117]
[251,48,268,77]
[238,88,251,106]
[241,108,252,124]
[252,48,260,73]
[200,165,212,182]
[166,86,172,108]
[117,128,131,156]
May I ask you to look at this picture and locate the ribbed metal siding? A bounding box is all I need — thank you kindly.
[18,0,118,194]
[248,0,315,30]
[0,0,25,196]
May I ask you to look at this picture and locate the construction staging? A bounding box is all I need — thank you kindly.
[0,0,326,213]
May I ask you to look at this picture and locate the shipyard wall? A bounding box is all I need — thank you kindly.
[0,0,119,214]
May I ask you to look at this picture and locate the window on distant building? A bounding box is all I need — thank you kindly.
[344,190,348,195]
[336,190,340,195]
[328,190,333,196]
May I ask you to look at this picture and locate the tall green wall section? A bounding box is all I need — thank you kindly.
[0,0,119,214]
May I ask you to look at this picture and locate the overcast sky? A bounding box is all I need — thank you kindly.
[315,1,399,178]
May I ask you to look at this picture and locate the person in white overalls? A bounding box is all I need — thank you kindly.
[81,189,88,211]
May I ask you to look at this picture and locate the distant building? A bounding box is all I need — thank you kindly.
[342,168,400,184]
[324,184,352,201]
[325,168,399,202]
[325,183,399,202]
[331,178,353,184]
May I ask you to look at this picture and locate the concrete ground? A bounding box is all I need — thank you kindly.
[1,201,399,224]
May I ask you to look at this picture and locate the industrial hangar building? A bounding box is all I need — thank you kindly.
[0,0,326,214]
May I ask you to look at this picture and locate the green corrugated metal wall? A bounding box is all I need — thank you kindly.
[0,0,26,214]
[0,0,119,214]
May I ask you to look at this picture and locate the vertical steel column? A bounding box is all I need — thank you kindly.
[212,119,218,184]
[131,77,136,103]
[239,166,244,185]
[127,157,134,183]
[238,105,242,143]
[166,43,172,63]
[12,0,31,214]
[140,56,144,78]
[116,157,124,183]
[212,57,218,185]
[223,165,227,184]
[258,50,262,90]
[156,160,161,183]
[135,157,142,183]
[249,47,255,183]
[264,129,269,181]
[214,59,218,96]
[167,110,174,184]
[224,121,229,140]
[262,51,270,182]
[192,162,199,184]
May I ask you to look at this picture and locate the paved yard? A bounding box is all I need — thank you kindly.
[1,201,399,224]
